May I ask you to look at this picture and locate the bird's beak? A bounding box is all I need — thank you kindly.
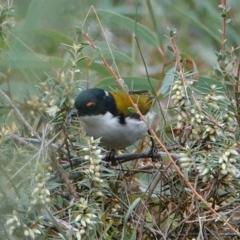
[67,109,78,120]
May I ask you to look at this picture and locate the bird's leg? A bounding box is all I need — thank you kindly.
[147,129,159,161]
[103,148,117,166]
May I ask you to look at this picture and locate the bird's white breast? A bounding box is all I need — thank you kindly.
[80,112,148,149]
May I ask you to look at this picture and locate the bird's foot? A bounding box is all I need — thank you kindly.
[148,144,160,162]
[147,130,160,161]
[102,148,118,166]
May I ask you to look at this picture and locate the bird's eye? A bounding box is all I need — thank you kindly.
[86,101,96,109]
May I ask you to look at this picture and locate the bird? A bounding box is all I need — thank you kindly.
[68,88,153,149]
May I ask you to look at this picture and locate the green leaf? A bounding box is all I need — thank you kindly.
[214,69,223,78]
[167,45,174,52]
[93,48,135,65]
[218,213,228,221]
[94,76,159,92]
[77,60,111,76]
[169,29,175,37]
[97,9,159,47]
[160,67,174,94]
[196,77,234,94]
[221,13,227,18]
[124,197,141,223]
[0,51,66,69]
[128,107,137,113]
[199,202,208,209]
[0,82,38,101]
[129,229,137,240]
[162,1,221,43]
[226,18,231,23]
[26,28,73,46]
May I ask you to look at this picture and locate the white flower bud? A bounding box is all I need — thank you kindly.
[6,218,15,225]
[177,115,182,121]
[81,219,86,227]
[180,162,191,168]
[179,157,191,163]
[24,229,30,236]
[228,149,239,156]
[79,228,85,235]
[75,214,82,222]
[172,84,179,91]
[85,218,92,224]
[229,158,236,163]
[222,154,228,163]
[202,175,209,183]
[220,169,228,175]
[219,156,223,164]
[201,168,209,176]
[221,163,226,170]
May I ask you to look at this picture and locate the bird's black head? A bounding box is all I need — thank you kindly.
[73,88,118,117]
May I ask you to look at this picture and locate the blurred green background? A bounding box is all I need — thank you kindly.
[1,0,239,102]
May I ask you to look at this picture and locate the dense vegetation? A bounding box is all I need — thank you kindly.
[0,0,240,239]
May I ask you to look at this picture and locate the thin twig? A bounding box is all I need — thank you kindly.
[52,157,79,201]
[0,88,41,141]
[11,134,39,151]
[221,0,227,52]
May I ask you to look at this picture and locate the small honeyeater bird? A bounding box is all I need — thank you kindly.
[68,88,153,149]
